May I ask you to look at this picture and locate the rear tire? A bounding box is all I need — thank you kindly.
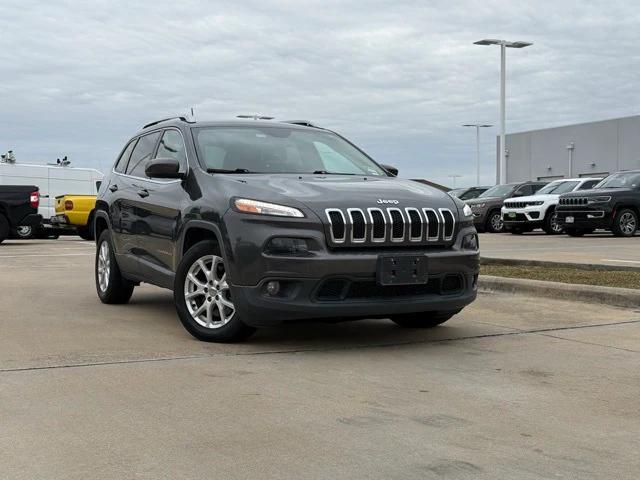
[174,240,256,343]
[95,230,134,304]
[0,214,9,244]
[13,225,36,239]
[485,211,504,233]
[543,209,563,235]
[78,212,96,241]
[611,208,637,237]
[391,311,459,328]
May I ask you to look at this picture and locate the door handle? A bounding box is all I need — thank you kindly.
[137,188,149,198]
[109,184,118,192]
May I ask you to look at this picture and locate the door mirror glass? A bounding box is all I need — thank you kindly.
[145,158,184,179]
[381,164,399,176]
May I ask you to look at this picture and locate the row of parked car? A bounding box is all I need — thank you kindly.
[450,170,640,237]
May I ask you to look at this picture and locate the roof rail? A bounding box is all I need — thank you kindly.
[142,116,193,129]
[282,120,319,128]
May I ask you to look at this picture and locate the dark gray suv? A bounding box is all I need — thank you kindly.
[94,117,480,342]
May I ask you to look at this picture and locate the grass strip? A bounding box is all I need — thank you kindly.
[481,264,640,290]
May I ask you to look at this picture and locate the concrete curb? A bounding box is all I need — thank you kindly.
[479,275,640,309]
[481,257,640,272]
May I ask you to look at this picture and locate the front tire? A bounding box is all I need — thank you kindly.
[485,211,504,233]
[611,208,637,237]
[390,311,459,328]
[95,230,134,304]
[174,240,255,342]
[543,209,563,235]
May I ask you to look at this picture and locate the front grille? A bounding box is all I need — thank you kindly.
[315,274,465,301]
[559,197,588,206]
[326,207,456,247]
[506,201,526,209]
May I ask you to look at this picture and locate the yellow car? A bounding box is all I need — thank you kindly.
[50,195,97,240]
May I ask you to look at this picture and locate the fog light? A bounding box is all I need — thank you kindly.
[266,281,280,296]
[462,233,479,250]
[265,237,310,256]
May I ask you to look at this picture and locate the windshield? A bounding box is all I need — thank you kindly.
[479,184,515,198]
[537,181,579,195]
[193,126,387,176]
[448,188,465,198]
[460,188,486,200]
[596,172,640,189]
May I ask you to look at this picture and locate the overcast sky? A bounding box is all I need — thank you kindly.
[1,0,639,187]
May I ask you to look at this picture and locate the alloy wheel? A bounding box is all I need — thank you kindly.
[550,213,563,233]
[620,212,637,235]
[184,255,235,329]
[491,213,503,232]
[97,241,111,292]
[16,226,33,238]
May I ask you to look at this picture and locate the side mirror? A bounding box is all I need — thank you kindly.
[145,158,184,179]
[381,164,399,176]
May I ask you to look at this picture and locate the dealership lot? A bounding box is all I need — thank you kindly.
[1,238,639,479]
[480,232,640,268]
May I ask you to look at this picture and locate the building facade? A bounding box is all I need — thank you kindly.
[501,115,640,183]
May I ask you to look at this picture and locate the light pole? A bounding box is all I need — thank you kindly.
[463,124,492,185]
[473,39,532,184]
[448,174,462,189]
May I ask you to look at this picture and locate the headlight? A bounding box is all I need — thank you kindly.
[462,204,473,217]
[587,196,611,204]
[471,203,485,208]
[528,201,544,206]
[234,198,304,217]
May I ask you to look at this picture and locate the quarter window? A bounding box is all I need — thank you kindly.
[156,130,186,163]
[114,140,137,173]
[126,132,161,178]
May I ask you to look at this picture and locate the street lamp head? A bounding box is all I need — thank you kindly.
[506,41,533,48]
[474,39,502,46]
[474,39,533,48]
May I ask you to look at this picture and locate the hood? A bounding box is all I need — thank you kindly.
[217,173,459,215]
[562,188,634,197]
[504,193,559,203]
[466,196,502,205]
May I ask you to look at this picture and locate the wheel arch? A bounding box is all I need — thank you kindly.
[178,221,227,266]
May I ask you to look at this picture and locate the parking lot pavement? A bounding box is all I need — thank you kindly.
[480,231,640,268]
[1,238,639,479]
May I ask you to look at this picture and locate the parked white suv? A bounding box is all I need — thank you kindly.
[501,178,602,234]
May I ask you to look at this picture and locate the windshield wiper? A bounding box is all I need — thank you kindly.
[207,168,255,174]
[312,170,357,175]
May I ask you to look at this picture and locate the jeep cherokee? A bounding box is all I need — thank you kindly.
[94,117,480,342]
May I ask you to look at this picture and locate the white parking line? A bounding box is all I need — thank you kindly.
[601,259,640,265]
[0,253,94,258]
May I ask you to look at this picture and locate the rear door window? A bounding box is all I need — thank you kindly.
[114,140,137,173]
[126,132,161,178]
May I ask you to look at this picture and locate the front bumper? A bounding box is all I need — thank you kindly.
[222,211,480,326]
[555,207,612,229]
[501,207,544,229]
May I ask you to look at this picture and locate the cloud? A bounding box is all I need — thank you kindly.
[1,0,638,186]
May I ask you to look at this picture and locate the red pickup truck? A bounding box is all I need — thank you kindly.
[0,186,43,244]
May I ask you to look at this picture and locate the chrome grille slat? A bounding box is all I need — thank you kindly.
[326,206,455,246]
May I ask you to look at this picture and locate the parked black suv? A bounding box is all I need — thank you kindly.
[94,118,479,342]
[556,170,640,237]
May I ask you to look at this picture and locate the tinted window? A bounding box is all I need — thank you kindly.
[531,184,546,193]
[156,130,186,163]
[579,180,601,190]
[126,132,161,177]
[115,140,137,173]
